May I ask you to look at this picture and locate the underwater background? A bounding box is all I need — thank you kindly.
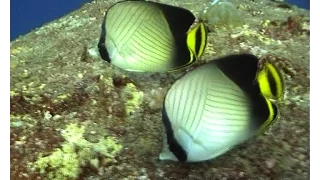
[10,0,309,41]
[10,0,310,179]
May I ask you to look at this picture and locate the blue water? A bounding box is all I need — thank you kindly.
[10,0,91,41]
[10,0,310,41]
[287,0,309,10]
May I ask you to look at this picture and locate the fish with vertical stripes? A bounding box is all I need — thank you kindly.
[160,54,284,162]
[98,0,207,72]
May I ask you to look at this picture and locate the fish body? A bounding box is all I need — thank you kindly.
[98,0,207,72]
[160,54,283,162]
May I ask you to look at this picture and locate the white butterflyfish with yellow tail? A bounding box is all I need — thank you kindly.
[160,54,284,162]
[98,0,207,72]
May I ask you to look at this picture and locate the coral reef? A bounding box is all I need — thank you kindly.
[10,0,309,179]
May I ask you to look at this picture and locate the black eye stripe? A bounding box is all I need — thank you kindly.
[162,106,187,162]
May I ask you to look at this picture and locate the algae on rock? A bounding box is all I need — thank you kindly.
[30,123,122,180]
[120,82,144,116]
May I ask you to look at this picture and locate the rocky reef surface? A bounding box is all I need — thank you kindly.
[10,0,309,179]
